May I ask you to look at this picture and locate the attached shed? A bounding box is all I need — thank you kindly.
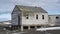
[49,15,60,26]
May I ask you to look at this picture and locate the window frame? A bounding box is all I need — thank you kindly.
[26,14,29,19]
[56,16,59,19]
[42,15,44,20]
[36,14,38,19]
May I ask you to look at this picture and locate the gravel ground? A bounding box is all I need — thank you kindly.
[0,27,60,34]
[0,30,60,34]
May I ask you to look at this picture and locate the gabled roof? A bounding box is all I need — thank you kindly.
[15,5,47,13]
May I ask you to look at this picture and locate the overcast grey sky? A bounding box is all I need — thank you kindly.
[0,0,60,21]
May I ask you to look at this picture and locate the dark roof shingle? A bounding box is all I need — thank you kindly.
[16,5,47,13]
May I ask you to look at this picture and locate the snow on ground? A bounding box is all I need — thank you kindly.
[36,27,60,31]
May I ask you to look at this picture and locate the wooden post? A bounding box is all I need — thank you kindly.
[28,26,30,30]
[21,26,23,31]
[35,26,37,29]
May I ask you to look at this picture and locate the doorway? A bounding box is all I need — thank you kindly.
[18,16,20,25]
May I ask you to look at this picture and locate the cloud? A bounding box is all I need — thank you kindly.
[0,13,11,21]
[0,4,14,14]
[0,0,14,4]
[12,0,60,11]
[0,0,60,21]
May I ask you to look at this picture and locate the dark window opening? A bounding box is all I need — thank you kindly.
[26,17,28,19]
[56,17,59,19]
[26,14,29,19]
[30,26,35,28]
[36,14,38,19]
[42,15,44,19]
[37,26,41,28]
[23,26,28,29]
[18,16,20,25]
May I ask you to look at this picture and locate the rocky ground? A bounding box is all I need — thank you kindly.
[0,27,60,34]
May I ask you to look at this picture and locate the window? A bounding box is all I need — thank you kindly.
[26,17,28,19]
[26,14,29,19]
[42,15,44,19]
[36,14,38,19]
[56,17,59,19]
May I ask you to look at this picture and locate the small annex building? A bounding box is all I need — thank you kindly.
[49,15,60,26]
